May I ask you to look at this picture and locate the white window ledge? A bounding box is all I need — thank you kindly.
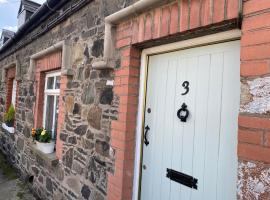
[2,123,14,134]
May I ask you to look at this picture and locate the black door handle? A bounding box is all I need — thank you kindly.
[144,125,150,146]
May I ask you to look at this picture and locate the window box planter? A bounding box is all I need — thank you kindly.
[35,141,55,154]
[2,123,14,134]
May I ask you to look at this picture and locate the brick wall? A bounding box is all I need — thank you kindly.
[116,0,239,49]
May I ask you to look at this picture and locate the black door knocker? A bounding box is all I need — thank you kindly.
[177,103,189,122]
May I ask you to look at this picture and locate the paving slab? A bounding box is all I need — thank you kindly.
[0,153,36,200]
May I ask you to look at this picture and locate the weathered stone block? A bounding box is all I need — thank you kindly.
[66,177,81,194]
[22,125,30,138]
[81,185,91,200]
[238,161,270,200]
[87,106,102,130]
[25,96,33,109]
[86,130,94,140]
[72,161,83,175]
[74,125,88,136]
[86,157,106,194]
[63,148,73,169]
[73,103,81,115]
[91,39,104,58]
[65,96,74,113]
[46,177,53,193]
[60,133,68,142]
[68,136,77,145]
[240,77,270,114]
[95,140,109,157]
[100,87,113,105]
[81,83,95,104]
[17,137,24,151]
[82,138,94,150]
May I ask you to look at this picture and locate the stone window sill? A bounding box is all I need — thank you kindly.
[2,123,14,134]
[29,143,59,167]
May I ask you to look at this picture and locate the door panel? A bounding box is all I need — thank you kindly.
[140,41,240,200]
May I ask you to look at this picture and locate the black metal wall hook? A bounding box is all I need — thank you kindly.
[144,125,150,146]
[177,103,189,122]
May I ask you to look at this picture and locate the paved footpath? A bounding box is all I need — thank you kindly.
[0,153,36,200]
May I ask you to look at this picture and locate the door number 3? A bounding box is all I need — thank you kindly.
[181,81,189,95]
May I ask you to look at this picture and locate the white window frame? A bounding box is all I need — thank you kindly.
[42,71,61,140]
[11,79,17,107]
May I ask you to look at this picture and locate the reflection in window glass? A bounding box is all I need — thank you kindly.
[11,79,17,107]
[45,95,54,133]
[55,76,60,89]
[47,77,54,89]
[53,96,59,139]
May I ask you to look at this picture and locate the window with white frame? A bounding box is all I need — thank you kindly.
[11,79,17,107]
[43,71,61,140]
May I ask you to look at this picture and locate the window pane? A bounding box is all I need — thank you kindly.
[53,96,59,140]
[55,76,60,89]
[44,95,54,134]
[11,79,17,107]
[46,77,54,89]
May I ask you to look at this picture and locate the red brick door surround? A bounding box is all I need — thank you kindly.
[34,50,67,159]
[108,1,241,200]
[5,66,17,111]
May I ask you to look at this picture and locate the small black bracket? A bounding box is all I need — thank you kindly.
[166,168,198,190]
[144,126,150,146]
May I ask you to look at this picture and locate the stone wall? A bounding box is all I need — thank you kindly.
[0,0,137,199]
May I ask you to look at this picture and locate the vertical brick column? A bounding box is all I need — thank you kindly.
[56,75,68,159]
[108,41,141,199]
[34,68,45,128]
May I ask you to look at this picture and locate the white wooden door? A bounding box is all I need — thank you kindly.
[140,41,240,200]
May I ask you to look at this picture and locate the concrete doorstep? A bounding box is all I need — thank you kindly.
[0,152,36,200]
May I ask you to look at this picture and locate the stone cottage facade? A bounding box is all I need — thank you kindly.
[0,0,270,200]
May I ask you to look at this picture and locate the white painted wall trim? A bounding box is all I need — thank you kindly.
[142,29,241,56]
[132,29,241,200]
[27,40,72,80]
[92,0,166,69]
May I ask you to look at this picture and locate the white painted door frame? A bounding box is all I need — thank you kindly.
[132,29,242,200]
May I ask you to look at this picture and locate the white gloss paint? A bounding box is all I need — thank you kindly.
[11,78,17,106]
[132,31,241,200]
[2,123,14,133]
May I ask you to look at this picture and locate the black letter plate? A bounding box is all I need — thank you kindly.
[166,168,198,190]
